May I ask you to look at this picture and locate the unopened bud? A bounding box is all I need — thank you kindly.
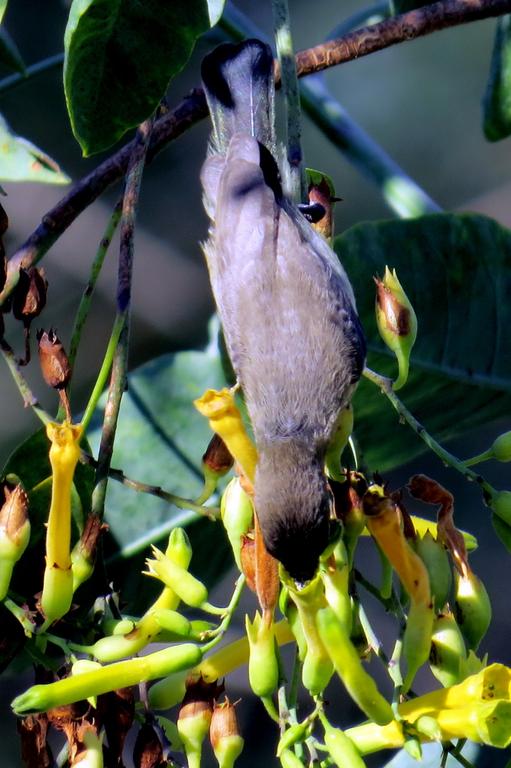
[454,569,492,651]
[414,531,452,612]
[178,677,222,768]
[491,490,511,526]
[37,329,72,390]
[221,478,254,570]
[0,480,30,600]
[245,612,279,698]
[491,432,511,462]
[210,700,244,768]
[279,748,306,768]
[203,433,234,477]
[148,670,189,711]
[71,514,103,591]
[12,267,48,324]
[429,612,466,688]
[374,266,417,390]
[320,714,366,768]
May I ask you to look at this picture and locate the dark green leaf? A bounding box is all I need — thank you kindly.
[483,15,511,142]
[64,0,212,155]
[336,213,511,472]
[0,114,70,184]
[87,346,231,603]
[0,27,26,75]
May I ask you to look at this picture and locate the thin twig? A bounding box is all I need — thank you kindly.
[363,367,496,500]
[1,343,51,423]
[90,118,153,521]
[0,52,64,95]
[2,0,506,306]
[80,449,220,518]
[272,0,306,201]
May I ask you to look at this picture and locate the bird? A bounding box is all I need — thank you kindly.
[200,39,366,583]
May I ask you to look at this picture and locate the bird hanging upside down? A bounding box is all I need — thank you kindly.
[200,39,366,583]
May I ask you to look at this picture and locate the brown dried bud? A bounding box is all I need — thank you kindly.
[37,329,72,390]
[203,433,234,476]
[17,714,52,768]
[180,676,224,716]
[97,687,135,764]
[210,699,243,759]
[133,721,164,768]
[240,534,256,593]
[0,480,29,543]
[12,267,48,324]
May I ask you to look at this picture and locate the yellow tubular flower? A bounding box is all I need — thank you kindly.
[194,389,258,483]
[41,421,83,623]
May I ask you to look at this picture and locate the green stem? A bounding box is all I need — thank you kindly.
[1,345,51,424]
[3,597,37,636]
[0,52,64,94]
[363,367,495,500]
[69,198,122,370]
[389,637,403,716]
[201,574,246,650]
[80,314,124,432]
[463,449,494,466]
[272,0,306,201]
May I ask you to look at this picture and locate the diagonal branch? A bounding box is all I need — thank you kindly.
[1,0,508,307]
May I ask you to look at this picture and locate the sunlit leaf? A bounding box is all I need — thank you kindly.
[0,115,70,184]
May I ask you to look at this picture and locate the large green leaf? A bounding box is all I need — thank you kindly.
[64,0,213,155]
[483,15,511,142]
[88,346,231,606]
[0,115,70,184]
[336,213,511,472]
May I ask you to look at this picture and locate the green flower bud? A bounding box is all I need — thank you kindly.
[429,612,467,688]
[245,612,279,698]
[317,607,393,725]
[320,714,367,768]
[284,574,333,696]
[414,715,442,742]
[491,490,511,525]
[0,481,30,600]
[148,670,189,711]
[320,546,352,634]
[374,266,417,391]
[12,643,202,715]
[277,722,309,757]
[146,547,209,608]
[220,478,254,570]
[402,600,434,693]
[325,405,353,481]
[210,700,244,768]
[40,564,74,626]
[279,748,306,768]
[153,609,192,637]
[414,531,452,612]
[491,432,511,461]
[454,569,492,651]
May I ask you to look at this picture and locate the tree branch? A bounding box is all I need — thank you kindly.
[1,0,507,307]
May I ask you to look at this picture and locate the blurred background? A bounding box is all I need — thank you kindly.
[1,1,511,765]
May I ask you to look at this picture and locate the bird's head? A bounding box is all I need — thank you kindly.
[255,443,332,584]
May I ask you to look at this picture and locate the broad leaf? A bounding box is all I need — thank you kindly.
[0,115,69,184]
[87,346,231,606]
[336,213,511,472]
[483,15,511,141]
[64,0,213,155]
[0,27,25,75]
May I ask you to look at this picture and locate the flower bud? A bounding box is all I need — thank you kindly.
[320,547,352,634]
[279,748,305,768]
[317,607,393,725]
[210,700,244,768]
[320,715,366,768]
[245,612,279,698]
[71,514,103,591]
[429,612,467,688]
[148,669,189,711]
[12,267,48,324]
[277,722,309,756]
[203,433,234,477]
[0,480,30,600]
[414,531,452,612]
[221,478,254,570]
[374,266,417,390]
[178,678,222,768]
[454,569,492,651]
[491,432,511,462]
[491,490,511,526]
[146,546,209,608]
[37,329,72,390]
[325,405,353,481]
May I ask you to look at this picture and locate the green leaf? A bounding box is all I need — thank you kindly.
[336,213,511,472]
[87,346,231,606]
[0,27,26,75]
[64,0,212,155]
[0,115,70,184]
[0,0,7,25]
[483,15,511,141]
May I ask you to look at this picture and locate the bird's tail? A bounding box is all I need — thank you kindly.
[201,39,275,155]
